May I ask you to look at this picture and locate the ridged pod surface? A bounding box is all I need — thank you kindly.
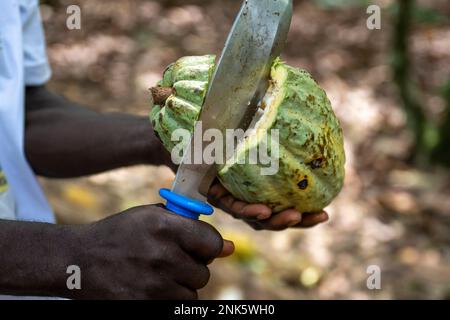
[150,55,345,213]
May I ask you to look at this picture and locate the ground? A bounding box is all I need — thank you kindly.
[40,0,450,299]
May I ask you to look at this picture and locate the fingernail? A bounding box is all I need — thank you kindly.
[288,214,302,227]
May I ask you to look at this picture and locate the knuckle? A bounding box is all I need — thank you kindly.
[152,213,172,236]
[124,205,155,230]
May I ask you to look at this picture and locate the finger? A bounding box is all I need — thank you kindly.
[174,251,211,290]
[255,209,303,231]
[218,239,235,258]
[169,283,199,300]
[207,183,230,200]
[207,183,272,220]
[240,204,272,220]
[207,183,233,210]
[208,239,235,264]
[212,194,271,220]
[292,211,329,228]
[175,218,224,262]
[212,194,246,217]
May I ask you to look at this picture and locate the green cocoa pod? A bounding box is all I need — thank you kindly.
[150,55,345,213]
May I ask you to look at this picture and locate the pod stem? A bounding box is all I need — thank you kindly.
[150,86,173,105]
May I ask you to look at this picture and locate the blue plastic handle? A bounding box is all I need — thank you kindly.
[159,188,214,220]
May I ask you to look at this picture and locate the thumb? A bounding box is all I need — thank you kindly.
[208,239,234,264]
[219,239,235,258]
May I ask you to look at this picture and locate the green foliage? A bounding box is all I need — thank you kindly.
[413,6,448,24]
[431,78,450,165]
[440,77,450,101]
[312,0,369,9]
[389,2,448,25]
[391,0,450,166]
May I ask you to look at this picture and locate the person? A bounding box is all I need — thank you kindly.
[0,0,329,299]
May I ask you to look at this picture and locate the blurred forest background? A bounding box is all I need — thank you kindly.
[38,0,450,299]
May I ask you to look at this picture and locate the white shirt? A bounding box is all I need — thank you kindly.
[0,0,54,222]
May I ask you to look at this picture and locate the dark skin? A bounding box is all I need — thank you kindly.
[0,85,328,299]
[0,205,229,299]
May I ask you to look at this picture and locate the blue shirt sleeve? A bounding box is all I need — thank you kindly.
[20,0,51,86]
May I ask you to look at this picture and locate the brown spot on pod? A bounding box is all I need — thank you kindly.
[297,179,308,190]
[309,157,323,169]
[150,86,173,105]
[261,100,267,110]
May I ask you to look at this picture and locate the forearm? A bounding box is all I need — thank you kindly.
[0,219,79,297]
[25,86,173,178]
